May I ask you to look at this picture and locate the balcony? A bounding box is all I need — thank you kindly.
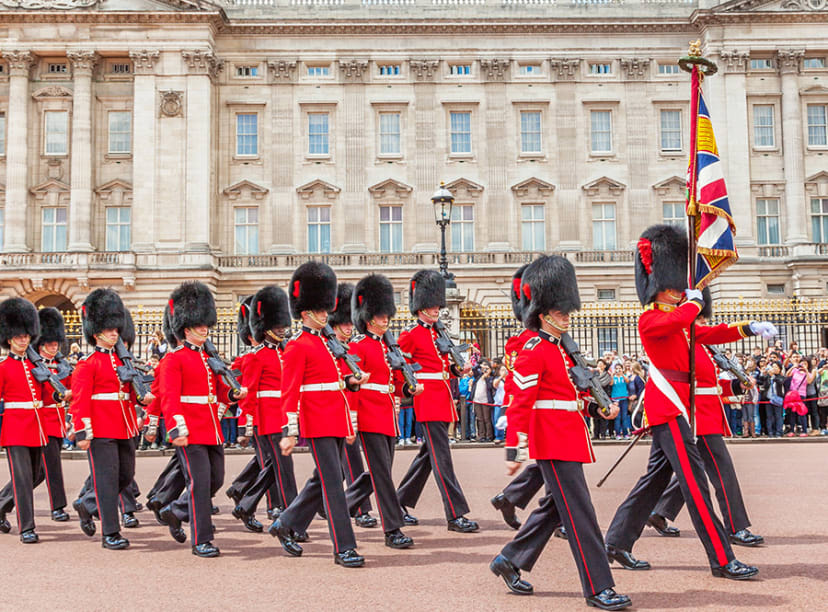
[0,252,136,268]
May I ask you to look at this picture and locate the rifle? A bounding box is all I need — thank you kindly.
[203,339,243,400]
[559,333,612,417]
[26,345,69,402]
[321,324,363,380]
[53,351,74,381]
[114,338,154,404]
[382,330,422,394]
[707,345,753,390]
[432,319,471,370]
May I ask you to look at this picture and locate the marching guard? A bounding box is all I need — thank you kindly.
[395,269,478,532]
[344,274,419,549]
[0,298,48,543]
[489,256,630,610]
[269,261,369,567]
[604,224,767,580]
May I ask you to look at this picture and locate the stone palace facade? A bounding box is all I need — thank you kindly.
[1,0,827,313]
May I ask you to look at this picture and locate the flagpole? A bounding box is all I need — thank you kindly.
[679,42,718,433]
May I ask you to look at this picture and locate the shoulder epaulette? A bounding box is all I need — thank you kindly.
[523,337,542,352]
[169,345,184,353]
[80,353,93,361]
[289,330,302,342]
[0,356,6,364]
[402,322,417,333]
[350,334,365,343]
[251,344,265,353]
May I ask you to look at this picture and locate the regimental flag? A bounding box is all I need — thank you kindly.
[686,65,738,289]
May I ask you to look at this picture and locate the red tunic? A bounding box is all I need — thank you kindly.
[507,331,595,463]
[161,343,232,446]
[0,355,48,447]
[281,328,353,439]
[241,342,286,436]
[233,352,255,428]
[70,347,140,441]
[348,333,404,437]
[695,345,746,437]
[503,329,537,449]
[398,321,458,423]
[41,358,70,439]
[640,300,752,428]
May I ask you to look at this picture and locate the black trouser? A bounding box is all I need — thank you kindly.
[819,403,828,430]
[4,446,43,533]
[341,436,372,515]
[119,480,141,514]
[251,429,280,512]
[171,444,224,546]
[280,437,356,553]
[0,436,65,514]
[346,432,405,533]
[148,455,186,507]
[397,421,470,521]
[806,398,819,431]
[502,460,614,598]
[80,438,136,537]
[605,417,734,569]
[230,455,261,499]
[653,434,751,535]
[238,432,298,515]
[502,462,544,510]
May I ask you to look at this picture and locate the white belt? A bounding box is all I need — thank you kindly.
[534,400,579,412]
[180,395,218,404]
[361,382,394,393]
[257,390,282,398]
[91,392,128,401]
[696,386,721,396]
[300,382,345,392]
[417,372,449,381]
[4,401,42,409]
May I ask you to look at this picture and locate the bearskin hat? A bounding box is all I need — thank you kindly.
[34,307,65,350]
[408,269,446,315]
[237,295,254,347]
[162,303,178,347]
[121,308,136,351]
[82,289,127,346]
[520,255,581,332]
[328,283,354,328]
[510,263,530,321]
[352,274,397,334]
[700,286,713,320]
[168,281,217,340]
[249,286,292,344]
[0,298,40,350]
[634,224,688,306]
[289,261,338,320]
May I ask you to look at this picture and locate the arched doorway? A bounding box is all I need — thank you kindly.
[30,292,81,352]
[34,294,76,312]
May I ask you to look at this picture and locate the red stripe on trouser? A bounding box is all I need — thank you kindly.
[181,448,198,545]
[359,433,386,531]
[549,462,595,596]
[267,437,288,508]
[424,423,457,519]
[701,436,735,534]
[7,452,21,529]
[667,420,728,566]
[310,439,339,553]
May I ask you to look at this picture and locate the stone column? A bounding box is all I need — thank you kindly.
[66,50,98,252]
[410,59,440,252]
[129,50,160,253]
[480,58,510,251]
[339,59,369,252]
[267,59,297,253]
[181,50,222,252]
[778,49,808,245]
[2,51,34,252]
[620,58,651,246]
[550,58,581,250]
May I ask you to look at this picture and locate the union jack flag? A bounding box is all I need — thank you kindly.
[686,66,738,289]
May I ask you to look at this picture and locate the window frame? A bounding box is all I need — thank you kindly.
[589,108,614,156]
[749,57,775,71]
[448,109,474,158]
[659,108,683,153]
[810,197,828,244]
[104,206,131,252]
[662,201,685,229]
[300,103,336,161]
[0,112,5,157]
[755,197,781,246]
[43,109,69,156]
[307,205,332,254]
[378,204,403,253]
[377,63,402,77]
[107,110,132,155]
[233,64,261,79]
[233,206,260,255]
[591,201,617,251]
[448,63,473,77]
[41,206,68,252]
[304,63,332,79]
[587,62,613,76]
[235,112,259,158]
[377,111,402,158]
[450,204,475,252]
[520,203,546,252]
[656,63,681,76]
[803,56,827,71]
[751,103,777,151]
[519,110,544,156]
[806,103,828,149]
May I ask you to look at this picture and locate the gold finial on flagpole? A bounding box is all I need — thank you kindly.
[688,40,702,57]
[679,41,718,76]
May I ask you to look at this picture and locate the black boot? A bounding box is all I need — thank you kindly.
[51,507,70,522]
[647,512,680,537]
[491,493,521,530]
[730,529,764,547]
[122,512,140,529]
[384,529,414,549]
[268,518,302,557]
[447,516,479,533]
[73,499,96,537]
[20,530,39,544]
[489,554,533,595]
[586,588,632,610]
[192,541,221,558]
[102,533,130,550]
[232,506,264,533]
[334,548,365,568]
[159,505,187,543]
[606,545,651,570]
[712,559,759,580]
[354,513,378,528]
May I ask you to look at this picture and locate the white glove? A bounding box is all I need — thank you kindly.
[684,288,703,302]
[749,321,779,339]
[495,415,508,431]
[515,432,529,463]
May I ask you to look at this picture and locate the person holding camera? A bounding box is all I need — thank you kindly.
[766,362,786,438]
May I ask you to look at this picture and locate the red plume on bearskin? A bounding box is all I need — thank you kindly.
[162,303,178,346]
[236,295,254,347]
[637,238,653,275]
[510,263,530,321]
[168,282,217,340]
[408,269,445,315]
[288,261,337,320]
[352,274,396,334]
[249,286,291,344]
[520,255,581,332]
[81,288,126,346]
[328,283,354,327]
[634,224,688,306]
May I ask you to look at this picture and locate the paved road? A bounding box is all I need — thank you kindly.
[2,442,825,611]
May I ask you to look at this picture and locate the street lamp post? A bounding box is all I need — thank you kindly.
[431,182,456,289]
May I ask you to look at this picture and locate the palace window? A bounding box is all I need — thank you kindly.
[378,64,401,76]
[379,205,403,252]
[588,63,612,75]
[105,207,131,252]
[663,201,684,229]
[520,111,542,154]
[450,111,472,154]
[807,104,827,146]
[235,65,259,77]
[804,57,826,69]
[42,207,67,252]
[108,111,132,154]
[450,204,474,251]
[110,63,131,75]
[308,113,329,155]
[521,204,545,251]
[749,58,774,70]
[590,110,612,154]
[592,202,616,250]
[518,64,541,75]
[753,105,775,148]
[811,197,828,243]
[236,113,258,156]
[234,207,259,255]
[449,64,471,76]
[597,289,616,301]
[307,65,330,77]
[307,206,331,253]
[657,63,680,75]
[660,110,682,152]
[44,111,69,155]
[379,112,401,156]
[756,198,780,245]
[47,63,67,74]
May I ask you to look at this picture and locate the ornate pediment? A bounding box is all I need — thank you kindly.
[222,179,269,201]
[32,85,72,100]
[581,176,626,197]
[805,171,828,197]
[94,178,133,205]
[711,0,827,12]
[652,175,685,196]
[444,177,484,199]
[30,178,70,205]
[511,177,555,198]
[368,178,413,199]
[296,179,340,200]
